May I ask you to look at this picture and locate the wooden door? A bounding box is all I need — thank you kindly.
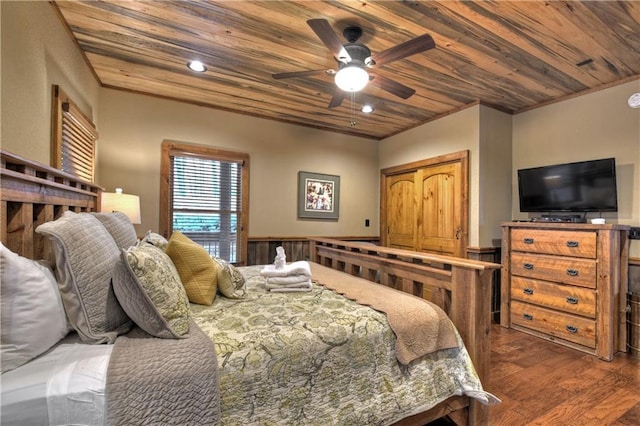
[418,161,463,256]
[381,150,468,258]
[386,172,417,250]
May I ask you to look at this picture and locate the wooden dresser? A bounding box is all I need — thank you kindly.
[501,222,629,360]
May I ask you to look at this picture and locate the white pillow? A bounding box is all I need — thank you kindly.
[0,243,70,372]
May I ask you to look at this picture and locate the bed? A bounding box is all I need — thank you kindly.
[1,149,500,425]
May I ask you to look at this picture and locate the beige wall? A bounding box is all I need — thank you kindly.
[512,79,640,256]
[1,1,99,164]
[379,105,513,248]
[97,89,380,237]
[479,106,513,246]
[380,106,481,247]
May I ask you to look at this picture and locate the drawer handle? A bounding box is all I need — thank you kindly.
[566,269,579,276]
[523,288,534,295]
[566,325,579,333]
[523,263,534,270]
[523,238,534,244]
[566,240,579,248]
[566,296,579,304]
[523,313,533,321]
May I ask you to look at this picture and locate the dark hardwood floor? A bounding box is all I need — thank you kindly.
[486,324,640,425]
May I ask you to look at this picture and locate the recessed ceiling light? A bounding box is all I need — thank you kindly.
[628,93,640,108]
[187,60,207,72]
[361,105,374,113]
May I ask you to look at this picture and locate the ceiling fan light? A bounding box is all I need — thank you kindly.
[335,66,369,92]
[361,105,374,113]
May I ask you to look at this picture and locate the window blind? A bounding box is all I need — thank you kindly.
[52,85,97,182]
[170,154,243,263]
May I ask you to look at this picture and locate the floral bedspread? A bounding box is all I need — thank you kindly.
[190,265,497,426]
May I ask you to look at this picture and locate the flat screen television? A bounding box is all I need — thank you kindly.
[518,158,618,213]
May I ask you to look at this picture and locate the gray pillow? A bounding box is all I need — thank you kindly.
[92,212,137,249]
[36,211,132,343]
[113,243,191,338]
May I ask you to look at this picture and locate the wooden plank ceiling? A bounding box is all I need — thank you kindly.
[53,1,640,140]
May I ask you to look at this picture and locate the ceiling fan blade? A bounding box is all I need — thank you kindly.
[272,69,330,80]
[371,34,435,66]
[328,90,345,109]
[369,74,415,99]
[307,19,351,62]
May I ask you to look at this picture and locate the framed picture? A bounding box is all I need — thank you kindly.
[297,171,340,220]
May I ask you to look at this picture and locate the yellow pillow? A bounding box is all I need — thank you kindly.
[165,231,220,305]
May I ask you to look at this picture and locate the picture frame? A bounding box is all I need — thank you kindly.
[297,171,340,220]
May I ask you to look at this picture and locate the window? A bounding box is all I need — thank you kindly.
[160,141,249,264]
[51,85,98,182]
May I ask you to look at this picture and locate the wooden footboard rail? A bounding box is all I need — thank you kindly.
[309,237,501,425]
[1,150,102,260]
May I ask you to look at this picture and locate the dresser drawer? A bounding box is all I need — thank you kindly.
[511,229,597,258]
[511,276,596,318]
[511,301,596,348]
[511,252,596,289]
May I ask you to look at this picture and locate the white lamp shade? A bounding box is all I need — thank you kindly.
[101,189,141,224]
[335,66,369,92]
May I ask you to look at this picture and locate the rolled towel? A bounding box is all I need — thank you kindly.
[260,260,311,278]
[267,274,311,285]
[274,246,286,270]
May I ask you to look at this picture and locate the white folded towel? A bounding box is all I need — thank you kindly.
[260,261,311,278]
[267,280,312,293]
[266,278,312,289]
[266,275,311,285]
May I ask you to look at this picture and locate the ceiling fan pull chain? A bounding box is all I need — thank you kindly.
[350,92,357,127]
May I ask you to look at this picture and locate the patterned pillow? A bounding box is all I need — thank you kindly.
[92,212,138,249]
[165,231,219,305]
[213,257,246,299]
[0,243,70,372]
[36,211,132,343]
[142,230,168,250]
[114,243,190,338]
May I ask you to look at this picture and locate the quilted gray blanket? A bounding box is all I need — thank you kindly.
[106,319,220,425]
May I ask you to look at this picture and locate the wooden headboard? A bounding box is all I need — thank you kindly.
[1,150,102,260]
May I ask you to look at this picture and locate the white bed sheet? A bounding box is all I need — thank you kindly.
[1,333,112,426]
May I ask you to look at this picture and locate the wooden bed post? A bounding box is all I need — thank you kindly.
[449,266,493,425]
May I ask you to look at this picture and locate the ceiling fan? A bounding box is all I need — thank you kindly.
[272,19,436,109]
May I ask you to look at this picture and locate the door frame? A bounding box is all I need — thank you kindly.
[380,150,469,256]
